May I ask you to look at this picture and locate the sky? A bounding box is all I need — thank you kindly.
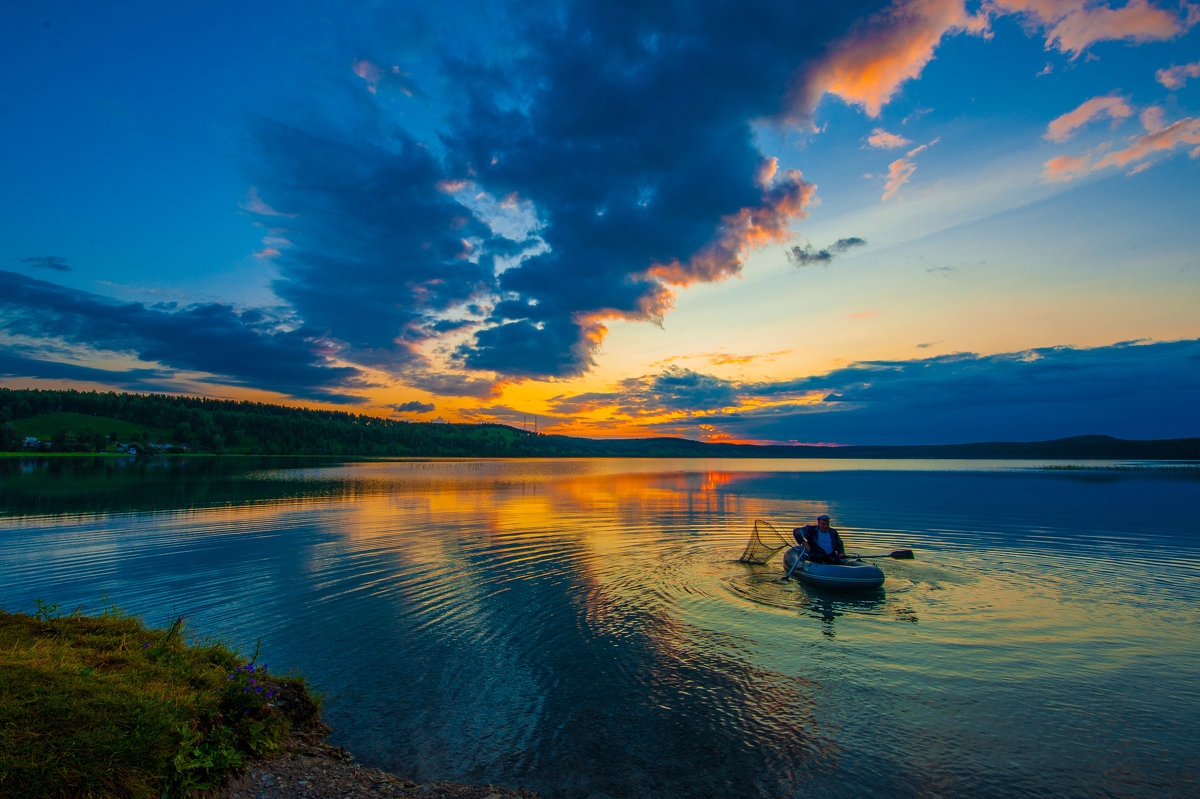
[2,0,1199,446]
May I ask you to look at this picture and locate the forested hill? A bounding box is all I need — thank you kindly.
[1,388,1197,459]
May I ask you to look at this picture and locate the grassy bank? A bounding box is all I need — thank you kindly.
[0,601,321,798]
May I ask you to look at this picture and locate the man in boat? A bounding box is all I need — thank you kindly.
[794,515,847,564]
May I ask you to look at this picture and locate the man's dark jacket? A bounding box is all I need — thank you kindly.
[793,524,845,560]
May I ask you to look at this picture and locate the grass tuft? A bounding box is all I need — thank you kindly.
[0,603,316,798]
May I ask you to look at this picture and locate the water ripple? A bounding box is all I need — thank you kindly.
[3,459,1199,798]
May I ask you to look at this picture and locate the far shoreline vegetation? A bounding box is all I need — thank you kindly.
[2,387,1198,461]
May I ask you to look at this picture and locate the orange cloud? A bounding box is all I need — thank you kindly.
[1044,93,1133,142]
[435,178,471,194]
[645,169,816,288]
[1156,60,1200,89]
[867,128,913,149]
[800,2,1192,120]
[994,0,1198,56]
[807,0,988,117]
[755,157,779,188]
[573,279,678,330]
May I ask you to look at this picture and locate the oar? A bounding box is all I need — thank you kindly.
[779,547,806,581]
[851,550,915,560]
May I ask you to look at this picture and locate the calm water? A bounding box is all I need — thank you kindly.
[2,457,1198,798]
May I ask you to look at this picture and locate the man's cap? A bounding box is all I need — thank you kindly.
[817,514,830,521]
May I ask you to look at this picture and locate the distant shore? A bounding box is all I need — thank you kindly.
[4,387,1198,460]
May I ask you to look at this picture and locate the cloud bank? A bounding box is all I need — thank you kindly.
[232,1,909,385]
[0,270,362,402]
[995,0,1199,56]
[20,256,72,272]
[4,0,1196,416]
[545,338,1200,445]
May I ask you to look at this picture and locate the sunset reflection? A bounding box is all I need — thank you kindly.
[4,458,1197,798]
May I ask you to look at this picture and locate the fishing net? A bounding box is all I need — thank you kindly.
[737,519,794,565]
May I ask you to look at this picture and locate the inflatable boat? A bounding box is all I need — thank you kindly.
[782,546,885,590]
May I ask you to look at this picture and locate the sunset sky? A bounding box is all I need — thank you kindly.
[3,0,1199,445]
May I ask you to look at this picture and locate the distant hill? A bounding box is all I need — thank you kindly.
[2,387,1197,459]
[531,433,1200,460]
[13,411,172,443]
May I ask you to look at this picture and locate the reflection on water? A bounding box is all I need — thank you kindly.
[2,457,1198,798]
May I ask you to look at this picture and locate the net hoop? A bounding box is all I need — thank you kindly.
[736,519,793,565]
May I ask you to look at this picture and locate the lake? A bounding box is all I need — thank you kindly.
[2,456,1198,798]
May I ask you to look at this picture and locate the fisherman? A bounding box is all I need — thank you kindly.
[793,514,846,564]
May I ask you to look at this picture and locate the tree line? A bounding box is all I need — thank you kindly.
[3,388,1195,459]
[0,388,547,456]
[0,388,706,457]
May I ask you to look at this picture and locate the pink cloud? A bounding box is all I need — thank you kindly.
[994,0,1198,57]
[1093,116,1200,170]
[883,157,919,200]
[804,0,988,118]
[1043,116,1200,181]
[1044,93,1133,142]
[1156,60,1200,89]
[882,139,937,201]
[352,59,417,97]
[353,59,383,94]
[1042,151,1095,182]
[1140,105,1166,131]
[867,128,913,149]
[241,187,296,218]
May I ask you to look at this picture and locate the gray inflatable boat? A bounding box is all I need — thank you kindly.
[783,546,885,590]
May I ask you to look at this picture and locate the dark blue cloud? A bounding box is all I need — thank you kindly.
[0,270,363,403]
[445,1,879,375]
[787,236,867,266]
[548,366,740,417]
[457,317,600,378]
[548,339,1200,444]
[20,256,71,271]
[392,400,435,414]
[403,369,502,400]
[247,0,884,380]
[248,120,502,371]
[0,350,172,393]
